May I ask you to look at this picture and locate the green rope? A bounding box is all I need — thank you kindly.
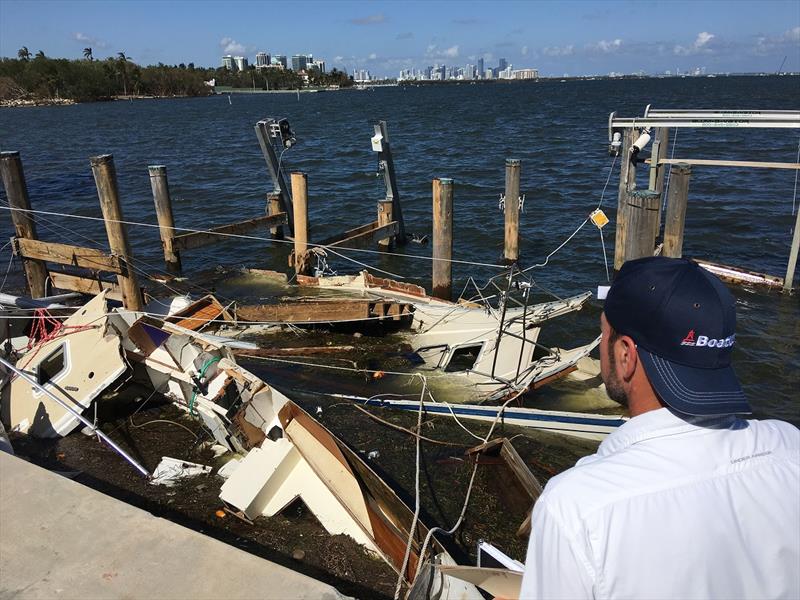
[189,356,221,416]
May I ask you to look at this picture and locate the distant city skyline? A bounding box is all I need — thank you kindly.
[1,0,798,77]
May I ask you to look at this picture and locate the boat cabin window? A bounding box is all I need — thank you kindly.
[37,344,67,386]
[444,343,483,372]
[415,345,449,369]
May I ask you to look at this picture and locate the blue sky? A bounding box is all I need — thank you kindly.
[1,0,798,76]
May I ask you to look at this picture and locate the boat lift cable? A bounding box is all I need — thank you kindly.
[0,197,238,304]
[0,355,149,477]
[793,135,800,216]
[662,129,679,213]
[411,386,529,586]
[0,205,509,271]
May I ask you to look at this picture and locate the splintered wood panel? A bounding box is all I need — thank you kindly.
[238,300,375,323]
[167,295,232,331]
[16,238,122,273]
[320,221,399,250]
[172,213,287,251]
[48,271,123,302]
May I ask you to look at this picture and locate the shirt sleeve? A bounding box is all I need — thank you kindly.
[518,499,595,600]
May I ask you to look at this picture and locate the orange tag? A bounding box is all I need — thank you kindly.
[590,209,609,229]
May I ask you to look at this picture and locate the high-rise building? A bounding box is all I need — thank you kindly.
[273,55,287,68]
[309,59,326,73]
[222,55,235,71]
[291,54,313,71]
[465,64,474,79]
[255,52,269,67]
[233,56,248,71]
[498,58,508,72]
[477,57,484,79]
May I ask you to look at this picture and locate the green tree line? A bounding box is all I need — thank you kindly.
[1,48,353,102]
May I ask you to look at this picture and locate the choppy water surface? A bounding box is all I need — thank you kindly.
[1,76,798,425]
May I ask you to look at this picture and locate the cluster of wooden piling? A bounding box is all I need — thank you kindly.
[2,139,527,306]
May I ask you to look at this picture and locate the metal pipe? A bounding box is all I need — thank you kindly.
[0,356,150,477]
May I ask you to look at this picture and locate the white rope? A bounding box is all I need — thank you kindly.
[394,375,426,599]
[410,386,528,585]
[0,205,507,271]
[0,243,15,292]
[600,227,610,282]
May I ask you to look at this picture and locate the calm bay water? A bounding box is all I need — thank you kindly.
[1,76,798,425]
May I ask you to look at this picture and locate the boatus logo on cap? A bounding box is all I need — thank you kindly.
[681,330,736,348]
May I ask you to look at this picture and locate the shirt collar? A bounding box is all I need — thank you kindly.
[596,407,738,457]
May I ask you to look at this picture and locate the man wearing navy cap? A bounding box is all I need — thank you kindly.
[520,257,799,599]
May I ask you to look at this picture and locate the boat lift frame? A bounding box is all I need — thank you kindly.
[608,107,800,292]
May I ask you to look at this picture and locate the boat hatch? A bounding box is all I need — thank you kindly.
[444,343,484,372]
[36,343,68,386]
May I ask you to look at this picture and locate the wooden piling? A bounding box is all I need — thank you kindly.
[148,165,181,275]
[375,121,406,244]
[614,129,639,270]
[662,163,691,258]
[0,151,47,298]
[377,200,394,250]
[623,190,661,263]
[90,154,144,311]
[267,192,284,240]
[504,159,521,262]
[432,178,453,300]
[290,172,311,275]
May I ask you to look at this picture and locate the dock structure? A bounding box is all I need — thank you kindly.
[609,108,800,293]
[2,151,145,310]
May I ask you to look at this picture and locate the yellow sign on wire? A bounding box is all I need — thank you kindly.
[589,209,610,229]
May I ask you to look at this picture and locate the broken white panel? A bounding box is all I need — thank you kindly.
[5,291,127,437]
[219,440,378,552]
[151,456,212,486]
[477,541,525,572]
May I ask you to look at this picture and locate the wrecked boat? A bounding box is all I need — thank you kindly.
[0,291,483,597]
[291,270,601,401]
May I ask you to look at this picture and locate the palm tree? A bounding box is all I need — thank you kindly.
[83,47,93,61]
[116,52,131,95]
[35,50,45,59]
[17,46,31,61]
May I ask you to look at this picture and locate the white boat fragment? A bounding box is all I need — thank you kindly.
[4,291,127,437]
[151,456,212,486]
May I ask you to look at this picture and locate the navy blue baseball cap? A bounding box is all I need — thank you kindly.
[603,256,750,416]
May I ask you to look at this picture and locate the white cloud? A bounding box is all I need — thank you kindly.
[334,55,345,62]
[426,44,460,59]
[219,37,246,55]
[755,26,800,56]
[521,45,529,56]
[590,38,623,53]
[368,53,377,60]
[72,32,106,48]
[542,45,574,57]
[674,31,715,55]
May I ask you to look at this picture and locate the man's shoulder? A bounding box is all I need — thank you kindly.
[539,416,800,525]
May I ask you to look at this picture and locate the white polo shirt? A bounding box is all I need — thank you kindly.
[520,408,800,599]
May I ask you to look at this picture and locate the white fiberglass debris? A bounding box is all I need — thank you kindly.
[151,456,212,486]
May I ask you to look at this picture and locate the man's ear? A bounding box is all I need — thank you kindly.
[615,335,639,381]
